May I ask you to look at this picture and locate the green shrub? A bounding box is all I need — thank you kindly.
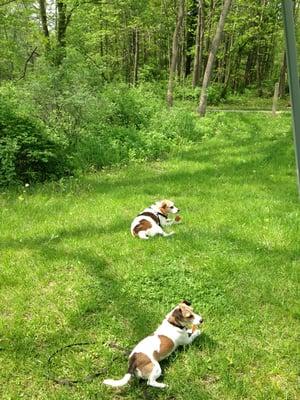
[75,123,172,170]
[207,83,225,105]
[99,84,161,129]
[76,125,145,169]
[0,97,72,186]
[151,108,202,142]
[174,84,200,101]
[0,80,206,180]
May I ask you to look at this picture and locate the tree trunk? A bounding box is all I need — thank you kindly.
[55,0,76,66]
[272,82,279,116]
[192,0,205,88]
[38,0,50,54]
[205,0,215,55]
[166,0,185,107]
[244,49,256,87]
[56,1,67,66]
[133,28,139,85]
[256,0,267,97]
[220,34,233,98]
[198,0,232,116]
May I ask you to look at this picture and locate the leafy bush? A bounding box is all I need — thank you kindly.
[207,83,225,105]
[174,84,200,101]
[0,97,72,186]
[151,108,202,142]
[76,124,172,170]
[0,79,206,182]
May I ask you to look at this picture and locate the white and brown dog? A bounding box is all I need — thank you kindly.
[130,200,181,240]
[103,301,203,389]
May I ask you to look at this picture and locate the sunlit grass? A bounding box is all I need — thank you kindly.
[0,112,299,400]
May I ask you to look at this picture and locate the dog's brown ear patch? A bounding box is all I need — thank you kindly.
[180,306,192,318]
[182,300,192,306]
[161,201,168,209]
[160,200,168,215]
[168,307,184,328]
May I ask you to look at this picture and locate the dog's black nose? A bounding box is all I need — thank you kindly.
[177,209,181,212]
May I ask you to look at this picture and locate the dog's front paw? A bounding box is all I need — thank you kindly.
[164,231,175,237]
[192,329,201,339]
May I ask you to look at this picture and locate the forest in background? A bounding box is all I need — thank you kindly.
[0,0,299,186]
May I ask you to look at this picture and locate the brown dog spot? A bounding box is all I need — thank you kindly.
[128,352,154,378]
[139,212,160,225]
[159,201,168,216]
[133,219,152,236]
[153,335,175,361]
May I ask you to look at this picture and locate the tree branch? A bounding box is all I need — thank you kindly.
[17,47,38,81]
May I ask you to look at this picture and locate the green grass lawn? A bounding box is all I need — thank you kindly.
[0,112,299,400]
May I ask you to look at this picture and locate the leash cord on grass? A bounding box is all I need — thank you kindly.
[45,341,129,386]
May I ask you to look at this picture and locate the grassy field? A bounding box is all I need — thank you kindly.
[0,112,299,400]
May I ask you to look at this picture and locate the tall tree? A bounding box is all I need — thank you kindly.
[278,52,287,98]
[132,28,139,85]
[38,0,50,54]
[166,0,185,107]
[192,0,205,88]
[198,0,232,116]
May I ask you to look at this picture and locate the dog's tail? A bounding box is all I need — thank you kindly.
[103,373,132,387]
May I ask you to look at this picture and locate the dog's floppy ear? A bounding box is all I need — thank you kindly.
[182,299,192,306]
[161,200,168,210]
[179,304,192,318]
[168,307,184,327]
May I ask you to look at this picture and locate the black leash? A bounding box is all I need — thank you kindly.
[46,341,129,386]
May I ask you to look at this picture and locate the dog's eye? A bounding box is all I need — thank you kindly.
[170,206,174,209]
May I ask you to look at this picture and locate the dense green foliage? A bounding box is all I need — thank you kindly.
[0,113,299,399]
[0,0,298,184]
[0,79,205,185]
[0,95,71,186]
[1,0,298,91]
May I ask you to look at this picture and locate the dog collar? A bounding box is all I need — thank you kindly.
[167,319,186,330]
[150,207,168,221]
[156,211,168,219]
[139,209,167,227]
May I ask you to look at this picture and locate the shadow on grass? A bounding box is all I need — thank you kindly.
[1,235,158,357]
[73,124,296,206]
[0,219,129,251]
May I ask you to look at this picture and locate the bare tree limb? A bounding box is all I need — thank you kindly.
[17,47,38,81]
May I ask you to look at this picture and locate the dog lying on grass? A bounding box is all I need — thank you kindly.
[130,200,181,240]
[103,301,203,389]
